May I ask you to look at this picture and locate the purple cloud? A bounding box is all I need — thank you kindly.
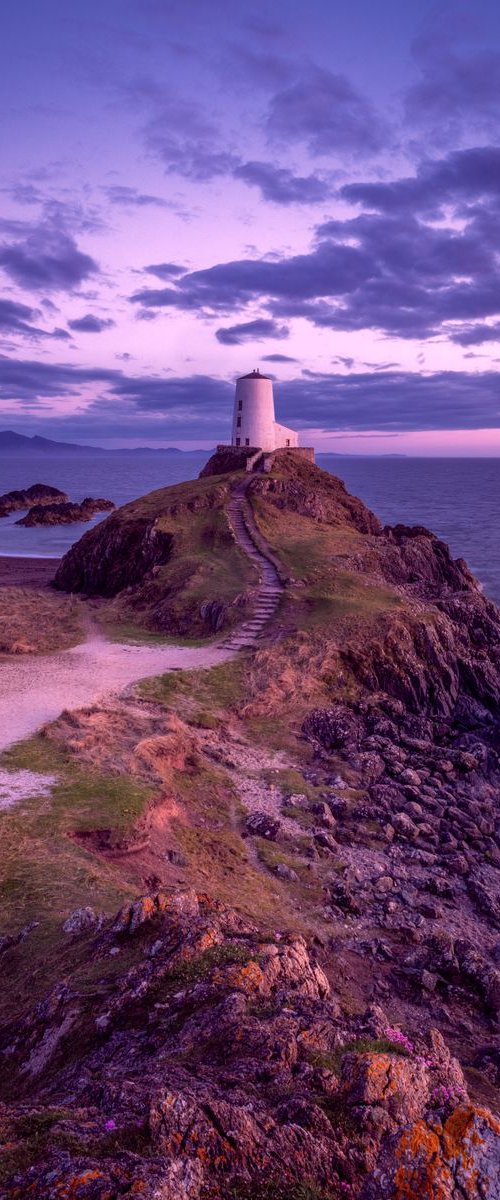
[127,143,500,345]
[0,218,98,292]
[262,353,298,362]
[406,32,500,140]
[0,298,69,341]
[142,94,239,181]
[68,314,115,333]
[215,317,289,344]
[104,186,173,209]
[144,262,187,280]
[267,66,388,155]
[448,323,500,346]
[341,146,500,214]
[234,161,329,204]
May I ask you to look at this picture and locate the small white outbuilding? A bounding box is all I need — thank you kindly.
[231,369,298,452]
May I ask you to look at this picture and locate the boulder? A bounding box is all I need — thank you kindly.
[62,907,103,935]
[245,811,281,840]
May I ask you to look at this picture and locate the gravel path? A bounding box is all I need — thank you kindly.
[0,633,234,752]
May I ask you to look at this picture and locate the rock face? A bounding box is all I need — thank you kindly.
[54,484,225,597]
[200,444,261,475]
[16,497,115,526]
[2,890,498,1199]
[247,450,381,535]
[0,482,67,516]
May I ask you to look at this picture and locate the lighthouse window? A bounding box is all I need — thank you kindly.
[236,437,240,446]
[236,416,241,427]
[245,437,250,445]
[238,399,242,411]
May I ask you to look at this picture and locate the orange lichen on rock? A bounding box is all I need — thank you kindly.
[342,1052,430,1125]
[113,888,200,934]
[393,1122,453,1199]
[55,1170,107,1198]
[392,1106,500,1200]
[215,959,264,992]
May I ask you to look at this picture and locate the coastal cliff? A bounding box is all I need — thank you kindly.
[2,451,500,1197]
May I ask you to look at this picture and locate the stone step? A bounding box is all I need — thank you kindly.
[225,491,285,653]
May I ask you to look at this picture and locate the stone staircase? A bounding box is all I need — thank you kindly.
[221,486,284,652]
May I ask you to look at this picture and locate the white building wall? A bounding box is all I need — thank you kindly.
[232,374,276,451]
[232,372,299,452]
[274,421,299,449]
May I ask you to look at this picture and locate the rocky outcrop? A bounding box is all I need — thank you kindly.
[381,522,478,596]
[53,480,234,599]
[0,482,67,516]
[1,889,497,1199]
[54,513,175,595]
[53,476,257,636]
[341,602,500,717]
[248,450,381,534]
[200,444,261,475]
[16,497,115,526]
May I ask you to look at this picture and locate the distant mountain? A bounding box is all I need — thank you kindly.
[317,450,407,459]
[0,431,207,455]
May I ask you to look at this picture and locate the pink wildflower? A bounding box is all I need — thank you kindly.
[384,1026,415,1054]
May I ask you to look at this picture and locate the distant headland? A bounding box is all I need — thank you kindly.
[0,431,205,455]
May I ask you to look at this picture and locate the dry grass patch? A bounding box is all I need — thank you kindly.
[0,588,83,654]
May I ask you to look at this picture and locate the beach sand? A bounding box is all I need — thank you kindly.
[0,556,60,589]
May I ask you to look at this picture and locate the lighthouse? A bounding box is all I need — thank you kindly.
[231,369,298,452]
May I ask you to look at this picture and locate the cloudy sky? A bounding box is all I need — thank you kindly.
[2,0,500,452]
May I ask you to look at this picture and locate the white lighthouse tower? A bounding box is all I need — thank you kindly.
[231,369,298,452]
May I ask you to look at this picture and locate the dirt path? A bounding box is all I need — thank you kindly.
[0,635,234,752]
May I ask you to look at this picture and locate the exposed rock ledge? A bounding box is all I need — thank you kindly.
[1,889,498,1199]
[16,497,115,526]
[0,482,67,517]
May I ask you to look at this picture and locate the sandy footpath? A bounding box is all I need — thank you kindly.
[0,632,234,752]
[0,555,236,752]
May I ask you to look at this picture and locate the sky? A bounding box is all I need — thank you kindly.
[1,0,500,453]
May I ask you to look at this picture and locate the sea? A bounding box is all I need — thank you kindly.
[0,452,499,604]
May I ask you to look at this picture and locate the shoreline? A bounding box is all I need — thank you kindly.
[0,555,61,588]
